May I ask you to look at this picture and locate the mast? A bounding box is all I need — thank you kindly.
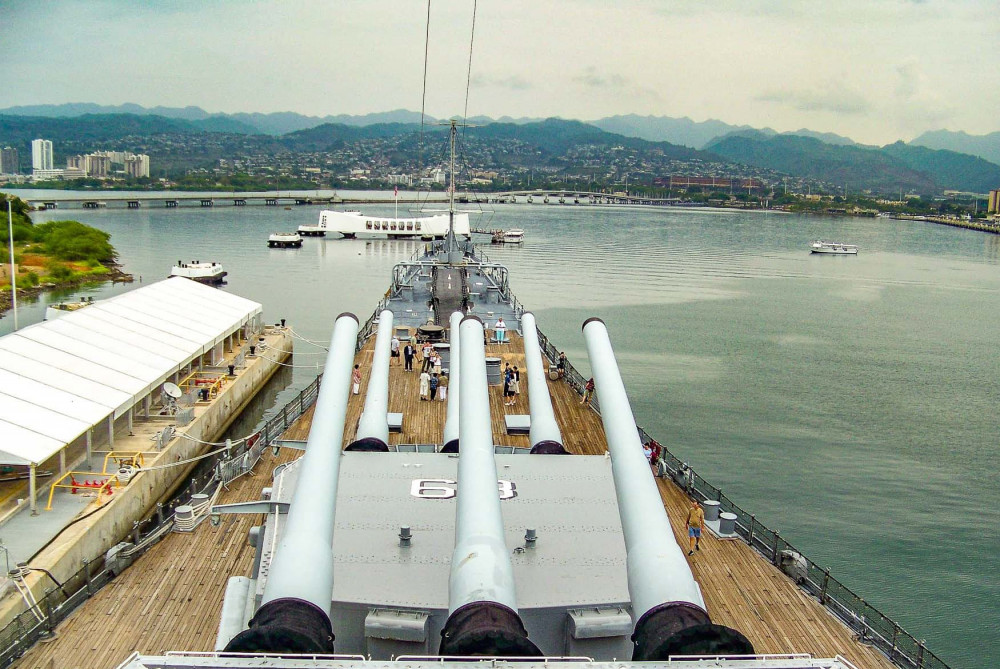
[446,119,462,265]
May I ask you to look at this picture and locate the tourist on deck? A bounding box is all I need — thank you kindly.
[581,377,595,405]
[504,366,516,406]
[686,499,704,555]
[432,353,442,375]
[557,351,566,378]
[419,370,431,400]
[430,373,439,401]
[495,317,507,343]
[404,342,416,371]
[512,366,521,395]
[390,336,400,365]
[421,342,434,372]
[352,364,362,395]
[438,373,448,401]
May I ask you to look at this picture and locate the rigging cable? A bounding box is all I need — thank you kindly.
[419,0,432,180]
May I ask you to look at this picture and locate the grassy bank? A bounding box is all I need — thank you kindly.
[1,192,133,316]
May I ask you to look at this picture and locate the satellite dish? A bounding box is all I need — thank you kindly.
[163,382,182,399]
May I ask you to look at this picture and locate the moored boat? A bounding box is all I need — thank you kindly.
[268,232,303,248]
[169,259,228,284]
[811,240,859,254]
[43,296,95,320]
[491,227,525,244]
[297,220,328,237]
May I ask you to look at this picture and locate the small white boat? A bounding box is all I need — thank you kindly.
[44,297,95,321]
[492,228,525,244]
[811,240,858,255]
[297,220,328,237]
[169,260,228,284]
[268,232,303,248]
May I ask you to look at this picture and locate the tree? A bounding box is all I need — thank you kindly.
[33,220,115,262]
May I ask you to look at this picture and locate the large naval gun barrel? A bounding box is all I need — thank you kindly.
[582,318,753,660]
[348,309,393,451]
[439,316,542,657]
[442,311,463,452]
[520,312,566,454]
[225,313,360,654]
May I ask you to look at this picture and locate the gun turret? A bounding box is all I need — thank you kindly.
[521,312,566,454]
[442,311,463,452]
[439,316,541,657]
[582,317,752,660]
[224,313,360,654]
[348,310,393,451]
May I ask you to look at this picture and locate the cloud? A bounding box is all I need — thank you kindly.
[470,73,532,91]
[571,67,662,103]
[756,88,872,115]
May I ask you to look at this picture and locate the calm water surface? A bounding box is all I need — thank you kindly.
[5,191,997,668]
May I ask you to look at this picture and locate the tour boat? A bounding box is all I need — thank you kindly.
[810,240,859,255]
[268,232,303,248]
[168,260,228,284]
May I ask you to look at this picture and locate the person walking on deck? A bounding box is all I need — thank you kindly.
[421,343,434,372]
[419,370,431,401]
[404,342,416,371]
[352,364,362,395]
[581,377,595,404]
[390,336,400,365]
[429,373,439,401]
[438,373,448,401]
[686,500,704,555]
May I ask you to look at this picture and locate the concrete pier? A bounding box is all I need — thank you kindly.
[0,327,293,630]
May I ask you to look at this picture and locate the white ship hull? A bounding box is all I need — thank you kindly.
[811,241,858,255]
[317,210,470,239]
[169,261,228,284]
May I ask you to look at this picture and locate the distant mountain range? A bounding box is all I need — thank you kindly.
[910,130,1000,168]
[2,103,999,194]
[705,131,1000,194]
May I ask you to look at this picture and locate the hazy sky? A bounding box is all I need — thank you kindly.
[3,0,996,144]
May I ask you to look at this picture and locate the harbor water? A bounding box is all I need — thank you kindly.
[3,190,997,669]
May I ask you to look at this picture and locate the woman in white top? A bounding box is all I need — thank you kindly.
[419,370,431,400]
[495,317,507,343]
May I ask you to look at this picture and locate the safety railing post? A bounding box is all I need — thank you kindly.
[820,569,830,605]
[748,514,755,549]
[772,530,781,566]
[83,558,92,596]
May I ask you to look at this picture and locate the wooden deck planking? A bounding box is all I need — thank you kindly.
[15,332,895,669]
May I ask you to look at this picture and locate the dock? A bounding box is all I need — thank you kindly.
[10,332,896,669]
[0,280,294,639]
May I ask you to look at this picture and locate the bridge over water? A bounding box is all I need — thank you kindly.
[26,190,693,211]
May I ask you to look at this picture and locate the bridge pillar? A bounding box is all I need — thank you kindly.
[201,199,214,207]
[234,199,246,206]
[166,200,178,208]
[127,200,141,209]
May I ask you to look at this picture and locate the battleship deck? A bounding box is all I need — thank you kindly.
[13,334,895,669]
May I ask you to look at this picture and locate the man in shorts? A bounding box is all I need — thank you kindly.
[686,499,704,556]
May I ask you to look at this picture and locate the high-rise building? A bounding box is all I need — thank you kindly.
[31,139,53,171]
[0,147,19,175]
[124,153,150,178]
[85,153,111,178]
[989,189,1000,215]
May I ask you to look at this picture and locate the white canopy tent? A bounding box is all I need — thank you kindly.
[0,279,263,511]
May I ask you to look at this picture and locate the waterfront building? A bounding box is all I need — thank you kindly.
[66,155,86,170]
[989,189,1000,214]
[30,168,65,181]
[0,146,19,175]
[31,138,53,172]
